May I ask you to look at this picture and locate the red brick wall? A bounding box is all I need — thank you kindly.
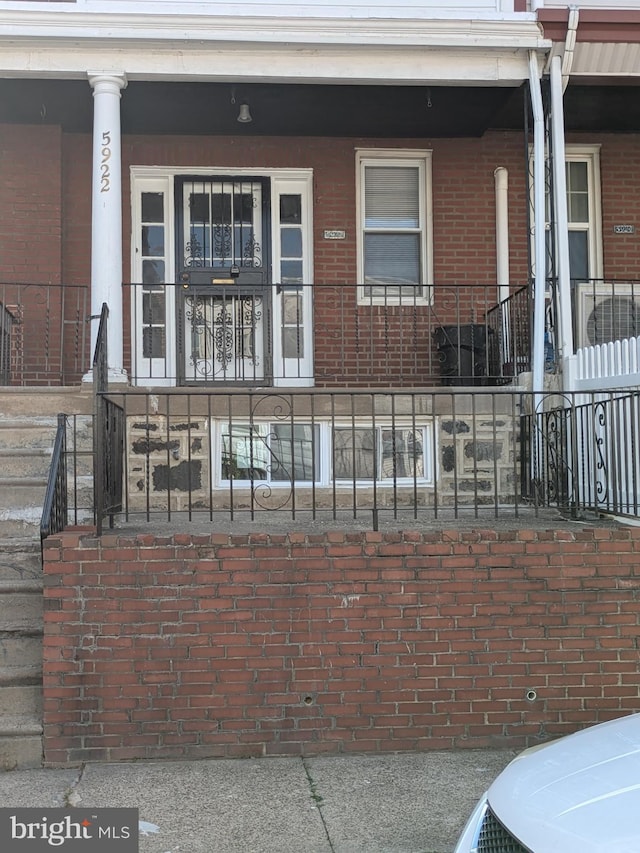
[42,525,640,766]
[0,124,63,284]
[4,127,640,382]
[0,125,66,382]
[3,126,640,296]
[597,133,640,279]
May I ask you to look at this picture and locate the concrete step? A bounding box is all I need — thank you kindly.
[0,544,42,581]
[0,718,43,770]
[0,514,44,540]
[0,660,42,688]
[0,449,52,479]
[0,636,42,674]
[0,419,58,451]
[0,388,92,419]
[0,583,44,634]
[0,481,47,512]
[0,685,42,717]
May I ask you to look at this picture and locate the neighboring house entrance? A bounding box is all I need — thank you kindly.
[131,168,314,387]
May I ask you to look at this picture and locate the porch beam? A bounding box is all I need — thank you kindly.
[0,12,544,48]
[0,44,542,87]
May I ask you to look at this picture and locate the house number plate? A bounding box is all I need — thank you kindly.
[614,224,635,234]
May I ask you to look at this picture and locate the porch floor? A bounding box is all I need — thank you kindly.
[102,505,612,539]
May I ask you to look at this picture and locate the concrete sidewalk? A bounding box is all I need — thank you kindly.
[0,750,517,852]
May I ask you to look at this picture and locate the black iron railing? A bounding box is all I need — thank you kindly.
[93,303,124,536]
[0,281,530,388]
[486,286,531,381]
[40,413,69,552]
[0,282,90,386]
[128,282,531,387]
[521,388,640,520]
[38,384,640,536]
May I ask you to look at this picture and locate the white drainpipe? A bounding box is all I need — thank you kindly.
[528,51,546,409]
[494,167,510,305]
[550,54,574,364]
[495,166,511,371]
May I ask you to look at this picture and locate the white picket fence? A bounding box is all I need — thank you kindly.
[574,336,640,391]
[561,338,640,516]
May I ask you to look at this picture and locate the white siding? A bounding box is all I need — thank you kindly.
[0,0,520,19]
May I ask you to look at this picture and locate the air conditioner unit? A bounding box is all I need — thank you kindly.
[575,282,640,350]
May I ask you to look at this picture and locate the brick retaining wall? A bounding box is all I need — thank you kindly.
[42,525,640,766]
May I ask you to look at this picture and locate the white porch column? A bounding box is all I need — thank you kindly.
[88,72,127,382]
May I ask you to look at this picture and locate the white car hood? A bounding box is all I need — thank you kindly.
[487,714,640,853]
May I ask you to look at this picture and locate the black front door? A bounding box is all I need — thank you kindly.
[177,176,271,384]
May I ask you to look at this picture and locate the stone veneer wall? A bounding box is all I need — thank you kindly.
[124,400,520,514]
[42,524,640,766]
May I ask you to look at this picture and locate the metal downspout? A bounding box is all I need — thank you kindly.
[528,50,546,408]
[550,54,574,366]
[495,167,510,305]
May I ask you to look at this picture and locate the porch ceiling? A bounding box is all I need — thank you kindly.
[1,79,639,136]
[1,79,516,137]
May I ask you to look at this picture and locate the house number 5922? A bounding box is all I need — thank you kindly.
[100,131,112,193]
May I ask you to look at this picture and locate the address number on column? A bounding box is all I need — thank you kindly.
[100,131,112,193]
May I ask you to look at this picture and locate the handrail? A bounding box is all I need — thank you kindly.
[93,303,124,536]
[40,413,68,555]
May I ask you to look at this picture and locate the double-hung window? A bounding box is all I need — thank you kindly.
[565,146,602,283]
[357,150,432,304]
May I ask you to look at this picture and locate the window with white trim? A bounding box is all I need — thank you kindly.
[333,425,430,482]
[565,147,602,282]
[357,150,432,303]
[221,422,321,484]
[216,421,434,486]
[537,145,602,283]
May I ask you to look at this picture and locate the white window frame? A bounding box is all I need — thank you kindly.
[130,166,313,387]
[565,144,602,283]
[213,419,435,488]
[130,173,176,388]
[531,144,603,284]
[331,420,435,486]
[356,149,433,305]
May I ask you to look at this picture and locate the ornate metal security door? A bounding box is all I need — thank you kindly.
[177,177,271,384]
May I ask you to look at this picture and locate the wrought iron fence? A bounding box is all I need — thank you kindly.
[521,388,640,520]
[97,387,530,529]
[128,282,531,387]
[486,286,531,381]
[39,386,640,534]
[40,413,69,552]
[0,282,90,386]
[0,281,531,388]
[93,304,124,535]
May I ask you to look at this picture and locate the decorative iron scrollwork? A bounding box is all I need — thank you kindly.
[243,233,262,268]
[247,395,294,510]
[214,224,232,265]
[185,232,204,268]
[185,294,264,380]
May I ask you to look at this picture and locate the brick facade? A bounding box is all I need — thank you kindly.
[3,126,640,383]
[42,525,640,766]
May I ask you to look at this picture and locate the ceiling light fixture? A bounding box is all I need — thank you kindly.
[231,87,252,123]
[237,102,252,123]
